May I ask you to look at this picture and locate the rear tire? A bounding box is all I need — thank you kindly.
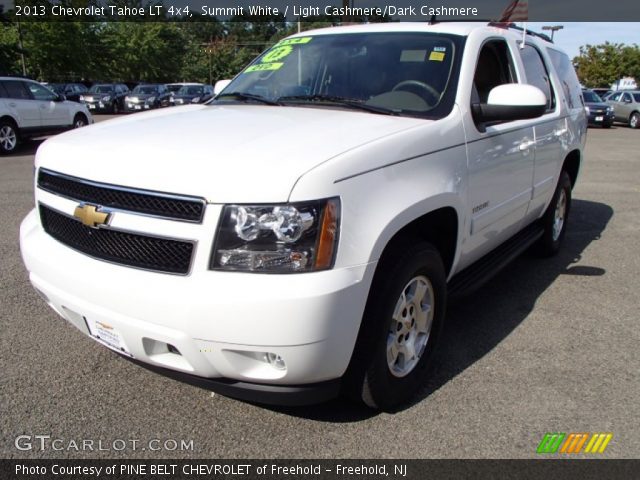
[344,241,446,411]
[0,120,19,155]
[534,171,572,257]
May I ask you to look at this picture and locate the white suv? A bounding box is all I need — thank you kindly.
[0,77,93,154]
[20,23,586,410]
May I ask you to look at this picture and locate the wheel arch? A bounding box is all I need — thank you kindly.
[372,203,460,278]
[0,114,19,129]
[562,149,581,189]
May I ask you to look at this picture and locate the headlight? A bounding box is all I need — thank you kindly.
[102,96,111,102]
[191,97,201,103]
[584,106,590,114]
[211,198,340,273]
[607,106,614,112]
[79,95,85,101]
[124,96,130,102]
[148,96,156,103]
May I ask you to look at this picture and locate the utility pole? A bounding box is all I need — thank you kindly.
[17,20,27,76]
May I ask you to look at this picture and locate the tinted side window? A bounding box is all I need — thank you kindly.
[547,48,582,109]
[520,45,555,111]
[0,81,8,98]
[26,82,57,101]
[622,93,632,102]
[472,40,517,104]
[3,80,31,99]
[609,92,622,102]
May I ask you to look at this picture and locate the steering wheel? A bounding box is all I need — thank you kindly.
[392,80,440,106]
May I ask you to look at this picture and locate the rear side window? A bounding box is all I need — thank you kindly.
[547,48,582,109]
[520,45,555,112]
[3,80,31,100]
[0,81,8,98]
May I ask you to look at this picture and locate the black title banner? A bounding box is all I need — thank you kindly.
[2,459,640,480]
[2,0,640,22]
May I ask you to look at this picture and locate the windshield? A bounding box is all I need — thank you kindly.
[90,85,114,93]
[216,32,463,118]
[49,84,64,93]
[178,86,204,96]
[132,85,158,95]
[583,91,603,103]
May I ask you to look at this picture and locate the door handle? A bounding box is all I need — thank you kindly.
[554,128,568,137]
[519,140,536,151]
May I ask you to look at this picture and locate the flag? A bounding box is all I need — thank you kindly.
[499,0,529,22]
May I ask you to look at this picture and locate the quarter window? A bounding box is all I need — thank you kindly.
[3,80,31,99]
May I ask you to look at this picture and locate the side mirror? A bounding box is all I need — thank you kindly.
[214,79,231,95]
[472,84,547,124]
[56,94,66,102]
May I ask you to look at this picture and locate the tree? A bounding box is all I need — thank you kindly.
[574,42,640,88]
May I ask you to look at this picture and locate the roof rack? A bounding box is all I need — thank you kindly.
[488,22,554,43]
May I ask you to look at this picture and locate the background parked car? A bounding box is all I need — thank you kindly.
[170,83,214,105]
[80,83,129,113]
[46,83,88,103]
[0,77,92,154]
[166,83,186,94]
[582,89,614,128]
[592,88,611,99]
[123,84,172,112]
[606,90,640,128]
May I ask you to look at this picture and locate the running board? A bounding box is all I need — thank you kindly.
[447,223,544,299]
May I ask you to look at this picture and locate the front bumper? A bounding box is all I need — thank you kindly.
[20,209,374,404]
[83,100,115,113]
[124,102,156,112]
[587,111,614,126]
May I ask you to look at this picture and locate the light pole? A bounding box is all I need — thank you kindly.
[542,25,564,41]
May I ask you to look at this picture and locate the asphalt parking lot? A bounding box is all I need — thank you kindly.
[1,118,639,459]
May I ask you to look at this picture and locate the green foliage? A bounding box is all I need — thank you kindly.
[574,42,640,88]
[0,12,386,83]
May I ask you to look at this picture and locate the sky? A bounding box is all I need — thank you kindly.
[526,22,640,60]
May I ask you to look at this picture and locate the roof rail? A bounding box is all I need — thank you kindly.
[487,22,554,43]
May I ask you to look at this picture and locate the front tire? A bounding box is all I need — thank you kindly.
[0,120,19,155]
[629,112,639,129]
[73,113,88,128]
[535,171,572,257]
[345,241,446,411]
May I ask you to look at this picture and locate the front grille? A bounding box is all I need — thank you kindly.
[38,169,205,223]
[40,205,194,275]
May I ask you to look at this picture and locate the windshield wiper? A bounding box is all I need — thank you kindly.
[277,94,400,116]
[215,91,282,106]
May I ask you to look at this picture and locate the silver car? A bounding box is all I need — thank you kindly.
[606,90,640,128]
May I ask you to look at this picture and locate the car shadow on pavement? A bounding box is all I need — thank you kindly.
[2,139,44,157]
[268,199,613,422]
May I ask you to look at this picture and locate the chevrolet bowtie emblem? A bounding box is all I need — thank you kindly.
[73,204,110,228]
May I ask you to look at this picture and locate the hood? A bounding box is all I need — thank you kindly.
[585,102,610,109]
[127,93,158,100]
[36,104,425,203]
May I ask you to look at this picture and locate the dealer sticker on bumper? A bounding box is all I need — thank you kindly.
[85,318,132,357]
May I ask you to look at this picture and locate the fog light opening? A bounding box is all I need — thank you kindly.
[167,344,181,356]
[264,352,286,371]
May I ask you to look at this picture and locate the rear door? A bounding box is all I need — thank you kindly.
[0,80,40,128]
[517,43,565,219]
